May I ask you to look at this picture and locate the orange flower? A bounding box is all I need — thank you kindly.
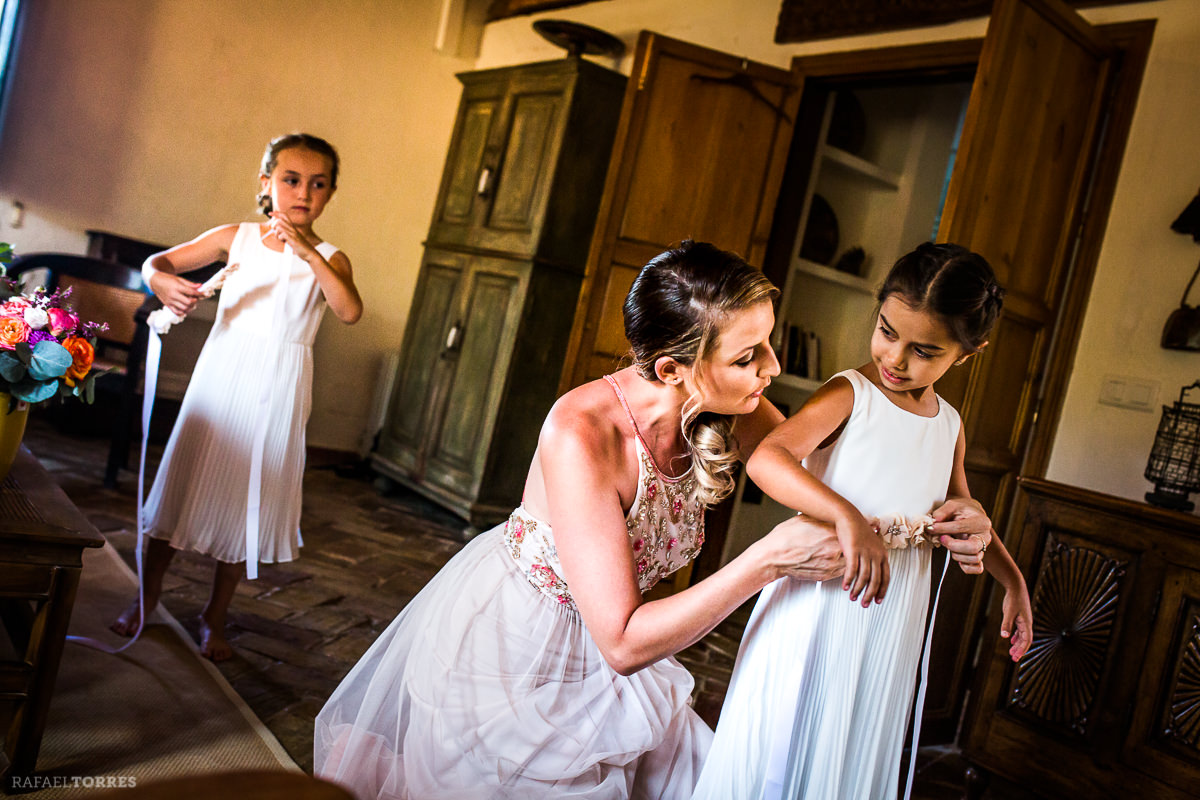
[62,336,94,386]
[0,316,30,349]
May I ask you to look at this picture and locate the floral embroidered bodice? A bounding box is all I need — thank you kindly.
[504,375,706,609]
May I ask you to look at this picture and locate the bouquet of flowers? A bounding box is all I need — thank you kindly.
[0,243,110,407]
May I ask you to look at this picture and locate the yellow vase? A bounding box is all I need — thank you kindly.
[0,392,30,483]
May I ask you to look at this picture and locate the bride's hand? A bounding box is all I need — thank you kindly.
[752,515,845,583]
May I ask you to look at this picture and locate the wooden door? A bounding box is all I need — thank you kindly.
[428,73,507,247]
[376,250,467,476]
[928,0,1115,741]
[423,255,527,508]
[559,32,802,391]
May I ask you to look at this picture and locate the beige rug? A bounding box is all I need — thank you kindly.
[5,541,297,797]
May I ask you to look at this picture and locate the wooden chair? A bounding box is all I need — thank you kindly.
[5,253,149,487]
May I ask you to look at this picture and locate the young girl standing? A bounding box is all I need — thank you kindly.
[692,242,1033,800]
[111,133,362,661]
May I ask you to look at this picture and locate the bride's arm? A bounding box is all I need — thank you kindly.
[544,399,841,676]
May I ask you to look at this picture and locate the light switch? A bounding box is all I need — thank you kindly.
[1098,374,1159,412]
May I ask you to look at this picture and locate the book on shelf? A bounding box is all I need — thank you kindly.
[779,324,820,381]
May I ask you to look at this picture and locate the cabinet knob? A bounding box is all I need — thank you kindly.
[477,167,493,197]
[445,322,463,352]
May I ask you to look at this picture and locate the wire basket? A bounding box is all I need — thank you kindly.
[1145,380,1200,510]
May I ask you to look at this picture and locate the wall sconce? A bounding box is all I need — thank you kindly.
[1145,381,1200,511]
[1162,188,1200,350]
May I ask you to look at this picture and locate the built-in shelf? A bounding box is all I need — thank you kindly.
[794,257,876,295]
[822,145,902,189]
[772,373,822,393]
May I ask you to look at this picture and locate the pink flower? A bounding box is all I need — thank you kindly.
[47,307,78,337]
[667,537,678,551]
[646,482,657,500]
[632,538,644,553]
[637,557,648,574]
[0,297,31,318]
[672,497,683,518]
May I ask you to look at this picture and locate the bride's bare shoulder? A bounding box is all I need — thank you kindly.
[541,378,625,462]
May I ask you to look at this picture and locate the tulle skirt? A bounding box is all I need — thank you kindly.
[314,523,713,799]
[691,546,932,800]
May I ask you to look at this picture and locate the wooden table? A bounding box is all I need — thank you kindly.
[0,446,105,790]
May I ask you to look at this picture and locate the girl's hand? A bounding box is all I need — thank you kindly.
[267,212,318,259]
[753,515,845,584]
[836,514,890,606]
[939,529,991,575]
[1000,580,1034,662]
[149,271,203,317]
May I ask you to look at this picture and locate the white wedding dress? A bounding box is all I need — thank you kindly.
[315,375,714,799]
[692,368,960,800]
[144,222,338,565]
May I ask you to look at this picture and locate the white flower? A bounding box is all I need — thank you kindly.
[23,306,49,330]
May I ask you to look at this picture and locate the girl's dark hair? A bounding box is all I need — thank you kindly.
[256,133,340,215]
[624,240,778,505]
[876,242,1005,352]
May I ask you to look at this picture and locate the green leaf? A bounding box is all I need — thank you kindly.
[0,242,12,265]
[14,341,32,364]
[27,340,72,380]
[10,377,58,403]
[0,350,25,382]
[84,375,95,404]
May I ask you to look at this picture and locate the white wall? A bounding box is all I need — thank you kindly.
[0,0,477,450]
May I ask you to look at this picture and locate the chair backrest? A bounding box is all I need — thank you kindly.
[6,253,149,349]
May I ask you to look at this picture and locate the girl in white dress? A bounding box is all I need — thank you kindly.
[692,242,1034,800]
[111,133,362,661]
[314,241,994,800]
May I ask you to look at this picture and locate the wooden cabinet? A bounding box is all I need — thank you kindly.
[372,57,625,530]
[962,478,1200,799]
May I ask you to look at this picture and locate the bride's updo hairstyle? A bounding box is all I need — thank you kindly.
[623,240,778,506]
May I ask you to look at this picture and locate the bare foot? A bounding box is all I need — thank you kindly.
[110,598,153,637]
[198,616,233,662]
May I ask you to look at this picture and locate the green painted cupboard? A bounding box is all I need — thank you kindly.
[371,56,625,531]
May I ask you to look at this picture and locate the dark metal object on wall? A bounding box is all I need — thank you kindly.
[775,0,1154,44]
[1163,187,1200,351]
[1145,381,1200,512]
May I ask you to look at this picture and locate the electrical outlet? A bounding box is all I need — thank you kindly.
[1098,374,1160,412]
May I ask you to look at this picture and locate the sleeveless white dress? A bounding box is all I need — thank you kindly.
[314,375,713,799]
[692,368,960,800]
[144,222,338,565]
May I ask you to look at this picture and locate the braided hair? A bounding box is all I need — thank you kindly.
[256,133,340,215]
[876,242,1005,352]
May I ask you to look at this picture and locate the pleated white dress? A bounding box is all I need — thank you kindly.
[314,375,714,800]
[692,368,960,800]
[144,222,338,565]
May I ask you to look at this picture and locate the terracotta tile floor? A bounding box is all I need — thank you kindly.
[25,415,1037,798]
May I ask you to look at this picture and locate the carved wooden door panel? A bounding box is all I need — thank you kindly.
[1126,565,1200,793]
[559,32,802,390]
[925,0,1116,739]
